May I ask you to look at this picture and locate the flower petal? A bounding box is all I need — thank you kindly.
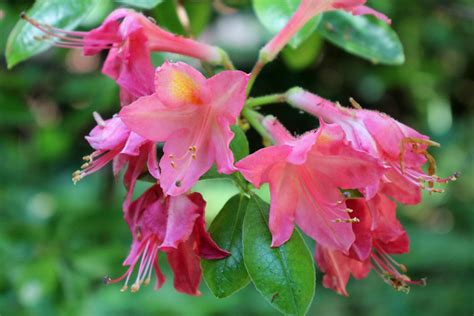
[120,94,197,142]
[167,237,202,295]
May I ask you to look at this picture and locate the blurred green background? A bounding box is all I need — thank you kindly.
[0,0,473,315]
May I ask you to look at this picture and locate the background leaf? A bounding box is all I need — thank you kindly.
[317,11,405,65]
[253,0,321,49]
[116,0,163,10]
[5,0,99,69]
[243,194,315,315]
[282,32,322,71]
[203,194,250,298]
[153,0,212,36]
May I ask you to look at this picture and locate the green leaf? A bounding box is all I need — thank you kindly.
[282,32,322,71]
[201,125,249,180]
[202,194,251,298]
[253,0,321,49]
[317,11,405,65]
[153,0,212,36]
[116,0,163,10]
[5,0,99,69]
[243,194,315,315]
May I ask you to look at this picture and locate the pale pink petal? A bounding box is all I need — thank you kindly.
[236,146,291,187]
[350,5,391,24]
[121,132,148,156]
[160,195,201,249]
[295,171,355,252]
[206,70,249,118]
[85,116,130,151]
[262,116,294,144]
[159,130,214,196]
[146,143,161,180]
[120,94,198,142]
[154,61,209,108]
[211,116,237,174]
[267,164,298,247]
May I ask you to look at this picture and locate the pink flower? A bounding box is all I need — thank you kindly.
[316,195,424,296]
[235,116,385,252]
[287,88,458,204]
[72,113,160,207]
[260,0,390,62]
[120,62,249,196]
[22,9,229,105]
[105,184,228,294]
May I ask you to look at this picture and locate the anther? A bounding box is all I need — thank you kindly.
[131,283,140,293]
[192,153,196,160]
[19,11,26,19]
[334,217,359,223]
[349,97,362,109]
[103,276,111,285]
[399,264,408,273]
[175,180,182,187]
[81,162,90,169]
[143,277,151,286]
[170,161,176,169]
[120,285,128,292]
[343,208,353,213]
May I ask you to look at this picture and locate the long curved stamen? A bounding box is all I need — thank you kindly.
[21,12,119,50]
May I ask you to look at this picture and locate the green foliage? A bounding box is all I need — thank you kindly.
[153,0,212,36]
[5,0,99,69]
[202,194,250,298]
[317,11,405,65]
[116,0,163,10]
[253,0,321,48]
[282,32,322,71]
[243,194,315,315]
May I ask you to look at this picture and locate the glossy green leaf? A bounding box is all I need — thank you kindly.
[5,0,99,69]
[202,194,251,298]
[317,11,405,65]
[116,0,163,10]
[153,0,212,36]
[201,125,249,180]
[253,0,321,48]
[282,32,322,71]
[243,194,315,315]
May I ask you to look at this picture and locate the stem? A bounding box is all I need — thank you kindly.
[221,52,235,70]
[246,59,266,96]
[242,107,273,144]
[245,93,287,108]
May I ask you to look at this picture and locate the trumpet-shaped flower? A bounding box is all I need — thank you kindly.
[120,62,249,196]
[260,0,390,62]
[236,116,385,252]
[287,88,458,204]
[22,9,229,105]
[105,184,228,295]
[73,113,160,207]
[316,195,424,296]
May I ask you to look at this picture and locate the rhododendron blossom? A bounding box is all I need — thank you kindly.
[317,195,425,296]
[120,62,249,196]
[287,88,458,204]
[236,116,385,251]
[260,0,390,63]
[105,184,228,294]
[22,9,230,105]
[73,113,159,207]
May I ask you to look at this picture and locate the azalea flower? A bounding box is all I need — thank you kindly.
[260,0,390,62]
[104,184,228,294]
[72,113,160,207]
[287,88,458,204]
[316,195,425,296]
[235,116,385,252]
[22,9,230,105]
[120,61,248,196]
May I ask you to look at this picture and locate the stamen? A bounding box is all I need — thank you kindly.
[342,208,353,213]
[93,111,107,127]
[349,97,362,109]
[170,161,176,169]
[333,217,359,223]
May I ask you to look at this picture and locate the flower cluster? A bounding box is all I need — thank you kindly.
[22,0,456,298]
